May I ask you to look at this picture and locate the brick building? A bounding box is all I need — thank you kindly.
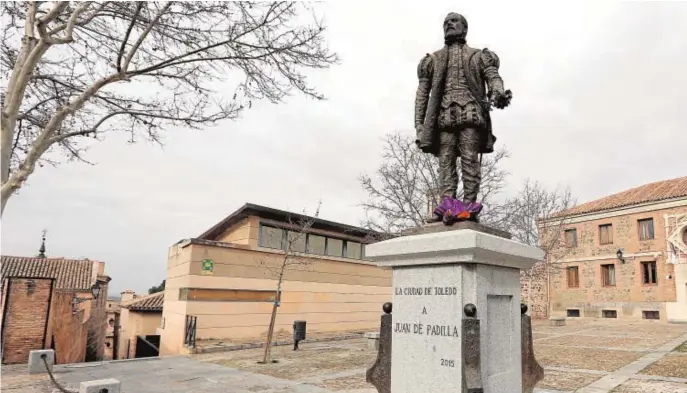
[1,255,110,364]
[536,177,687,322]
[104,296,122,360]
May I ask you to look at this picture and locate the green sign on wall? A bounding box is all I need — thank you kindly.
[200,258,214,276]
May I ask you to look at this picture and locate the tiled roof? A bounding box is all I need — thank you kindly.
[122,292,163,312]
[554,176,687,218]
[0,256,96,290]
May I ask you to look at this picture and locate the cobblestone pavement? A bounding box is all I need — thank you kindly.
[2,318,686,393]
[197,318,687,393]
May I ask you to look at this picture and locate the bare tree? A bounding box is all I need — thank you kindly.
[359,131,511,234]
[503,179,575,318]
[0,2,338,215]
[259,201,321,364]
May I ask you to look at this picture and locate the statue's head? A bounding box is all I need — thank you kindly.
[443,13,468,44]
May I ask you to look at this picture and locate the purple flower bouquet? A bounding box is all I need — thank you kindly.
[433,197,482,225]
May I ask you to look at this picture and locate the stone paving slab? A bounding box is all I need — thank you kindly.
[576,332,687,393]
[4,357,333,393]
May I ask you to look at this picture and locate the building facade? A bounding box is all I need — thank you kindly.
[0,256,110,364]
[159,203,391,356]
[541,177,687,323]
[116,291,163,359]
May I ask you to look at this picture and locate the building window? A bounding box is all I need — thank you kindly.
[602,310,617,318]
[638,218,655,240]
[258,222,366,260]
[306,234,326,255]
[326,238,344,257]
[285,230,307,253]
[601,264,616,286]
[564,229,578,248]
[642,311,660,320]
[567,309,580,317]
[259,225,284,249]
[566,266,580,288]
[641,261,657,285]
[599,224,613,245]
[345,241,362,259]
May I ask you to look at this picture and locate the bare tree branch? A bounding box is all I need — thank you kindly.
[259,201,322,364]
[1,1,339,215]
[358,131,511,235]
[504,179,576,318]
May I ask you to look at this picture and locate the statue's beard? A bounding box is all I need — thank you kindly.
[444,32,466,45]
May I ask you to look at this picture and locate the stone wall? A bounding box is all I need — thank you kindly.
[520,261,549,320]
[546,205,687,321]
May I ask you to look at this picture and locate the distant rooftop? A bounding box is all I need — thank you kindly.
[121,292,163,312]
[0,256,103,291]
[554,176,687,218]
[198,202,379,241]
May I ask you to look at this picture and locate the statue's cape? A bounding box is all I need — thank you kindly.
[417,45,496,157]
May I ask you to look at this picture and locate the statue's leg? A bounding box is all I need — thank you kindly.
[458,127,481,203]
[438,129,459,199]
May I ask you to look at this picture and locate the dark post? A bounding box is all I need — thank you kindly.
[366,302,392,393]
[293,320,306,350]
[521,304,544,393]
[462,303,483,393]
[112,312,120,360]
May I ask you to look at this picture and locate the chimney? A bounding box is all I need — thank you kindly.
[120,289,136,302]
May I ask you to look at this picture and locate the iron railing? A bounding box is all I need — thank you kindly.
[184,315,197,348]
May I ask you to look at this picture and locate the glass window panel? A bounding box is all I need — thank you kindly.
[260,226,283,249]
[326,238,343,257]
[285,231,307,253]
[307,234,326,255]
[345,242,362,259]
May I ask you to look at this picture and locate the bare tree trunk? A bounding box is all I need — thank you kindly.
[261,290,281,363]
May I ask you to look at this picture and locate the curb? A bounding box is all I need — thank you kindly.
[191,333,364,354]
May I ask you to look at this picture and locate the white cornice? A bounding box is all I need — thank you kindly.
[554,251,663,264]
[541,197,687,227]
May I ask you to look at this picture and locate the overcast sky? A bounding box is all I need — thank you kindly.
[2,1,686,295]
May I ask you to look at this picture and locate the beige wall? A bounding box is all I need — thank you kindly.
[117,308,161,359]
[546,203,687,322]
[217,216,259,245]
[160,217,391,356]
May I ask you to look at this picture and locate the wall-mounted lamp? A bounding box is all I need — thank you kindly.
[72,281,103,312]
[26,279,35,294]
[666,274,672,280]
[616,249,626,264]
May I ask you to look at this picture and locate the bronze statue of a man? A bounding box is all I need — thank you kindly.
[415,13,511,223]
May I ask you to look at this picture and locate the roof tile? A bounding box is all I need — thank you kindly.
[555,176,687,217]
[122,292,163,311]
[1,256,97,291]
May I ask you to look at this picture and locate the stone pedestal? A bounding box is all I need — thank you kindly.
[365,226,543,393]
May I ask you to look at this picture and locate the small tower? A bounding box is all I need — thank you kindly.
[37,229,47,258]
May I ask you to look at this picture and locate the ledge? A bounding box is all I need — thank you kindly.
[365,228,544,270]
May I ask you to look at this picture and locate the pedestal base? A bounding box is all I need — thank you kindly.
[365,226,544,393]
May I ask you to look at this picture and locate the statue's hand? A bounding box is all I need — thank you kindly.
[490,89,512,109]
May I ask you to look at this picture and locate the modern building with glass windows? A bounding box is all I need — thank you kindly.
[159,203,390,356]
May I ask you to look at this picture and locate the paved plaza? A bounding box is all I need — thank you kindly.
[2,319,686,393]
